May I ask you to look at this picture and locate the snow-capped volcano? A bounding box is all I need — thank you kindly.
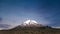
[12,20,49,29]
[23,20,38,25]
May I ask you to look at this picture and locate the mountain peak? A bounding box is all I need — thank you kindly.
[23,20,38,26]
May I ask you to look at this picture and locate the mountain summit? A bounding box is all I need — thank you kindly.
[20,20,44,27]
[23,20,38,25]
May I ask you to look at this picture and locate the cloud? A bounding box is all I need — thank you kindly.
[0,24,11,28]
[0,17,2,22]
[0,24,12,30]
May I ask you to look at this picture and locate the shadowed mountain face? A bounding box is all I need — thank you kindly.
[10,25,52,30]
[0,25,60,34]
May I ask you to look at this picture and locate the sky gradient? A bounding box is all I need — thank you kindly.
[0,0,60,29]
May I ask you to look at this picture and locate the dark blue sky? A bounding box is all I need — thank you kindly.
[0,0,60,28]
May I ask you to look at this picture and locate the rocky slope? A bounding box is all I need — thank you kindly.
[0,25,60,34]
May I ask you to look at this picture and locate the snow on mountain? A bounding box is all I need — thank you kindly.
[23,20,38,25]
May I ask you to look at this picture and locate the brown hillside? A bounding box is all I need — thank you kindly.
[0,26,60,34]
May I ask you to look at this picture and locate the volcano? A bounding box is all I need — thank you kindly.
[11,19,51,30]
